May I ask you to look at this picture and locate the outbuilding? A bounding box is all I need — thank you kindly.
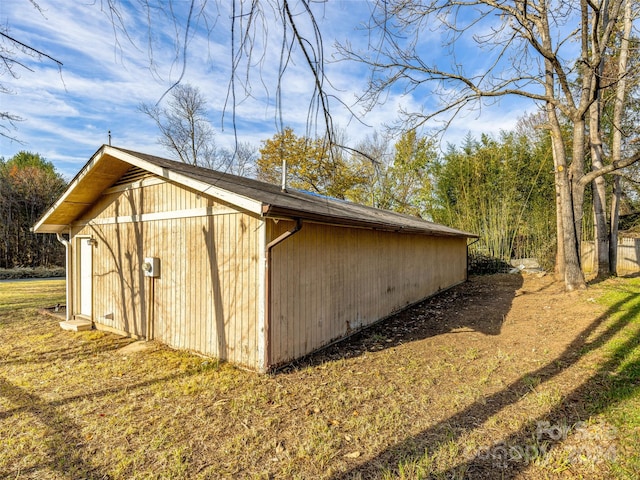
[34,145,476,372]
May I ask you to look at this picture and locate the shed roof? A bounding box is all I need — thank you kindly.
[33,145,477,238]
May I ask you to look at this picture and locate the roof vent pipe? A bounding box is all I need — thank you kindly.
[281,158,287,192]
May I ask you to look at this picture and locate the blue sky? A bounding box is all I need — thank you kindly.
[1,0,530,179]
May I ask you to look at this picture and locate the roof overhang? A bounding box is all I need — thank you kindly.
[34,144,477,239]
[261,204,478,238]
[33,145,264,234]
[32,147,130,233]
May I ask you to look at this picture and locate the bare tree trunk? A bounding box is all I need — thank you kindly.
[564,183,586,290]
[609,0,632,276]
[592,180,608,274]
[550,126,565,281]
[547,102,586,290]
[588,0,611,278]
[610,176,621,275]
[564,119,588,290]
[590,103,609,277]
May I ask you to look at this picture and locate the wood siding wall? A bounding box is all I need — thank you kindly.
[72,177,263,369]
[582,238,640,274]
[267,220,468,366]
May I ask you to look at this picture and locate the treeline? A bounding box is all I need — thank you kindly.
[5,118,601,272]
[140,83,564,270]
[148,80,640,283]
[0,152,67,268]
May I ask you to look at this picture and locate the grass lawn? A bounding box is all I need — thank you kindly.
[0,275,639,479]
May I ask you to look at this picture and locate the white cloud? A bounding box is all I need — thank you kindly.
[0,0,526,179]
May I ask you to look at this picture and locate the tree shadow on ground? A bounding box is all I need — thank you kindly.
[0,352,202,479]
[0,334,135,367]
[588,271,640,287]
[331,280,640,479]
[280,274,524,373]
[0,378,104,479]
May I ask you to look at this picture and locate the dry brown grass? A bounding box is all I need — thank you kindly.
[0,275,638,479]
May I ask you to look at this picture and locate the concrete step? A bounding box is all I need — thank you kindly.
[59,319,93,332]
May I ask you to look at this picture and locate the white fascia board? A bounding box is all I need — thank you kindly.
[32,224,69,234]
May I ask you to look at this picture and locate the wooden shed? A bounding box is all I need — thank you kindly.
[34,145,476,372]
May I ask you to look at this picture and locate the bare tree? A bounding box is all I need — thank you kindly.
[1,1,63,141]
[102,1,342,151]
[589,1,640,277]
[609,1,639,274]
[140,83,218,168]
[338,0,640,290]
[217,141,258,177]
[349,131,392,208]
[589,25,610,278]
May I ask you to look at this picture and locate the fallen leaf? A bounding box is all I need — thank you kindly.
[344,451,361,459]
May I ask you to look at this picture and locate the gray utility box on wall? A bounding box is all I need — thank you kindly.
[142,257,160,277]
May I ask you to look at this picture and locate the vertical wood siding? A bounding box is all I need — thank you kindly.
[73,178,263,369]
[69,171,469,371]
[268,220,468,366]
[582,238,640,274]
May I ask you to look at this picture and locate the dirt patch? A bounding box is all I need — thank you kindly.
[275,273,624,479]
[287,273,575,370]
[38,305,66,321]
[115,340,159,355]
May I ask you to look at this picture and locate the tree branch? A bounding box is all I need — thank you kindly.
[0,32,63,67]
[579,150,640,187]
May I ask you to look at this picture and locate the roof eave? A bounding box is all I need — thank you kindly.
[33,145,266,233]
[262,204,477,238]
[103,146,264,215]
[31,224,69,234]
[32,146,109,234]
